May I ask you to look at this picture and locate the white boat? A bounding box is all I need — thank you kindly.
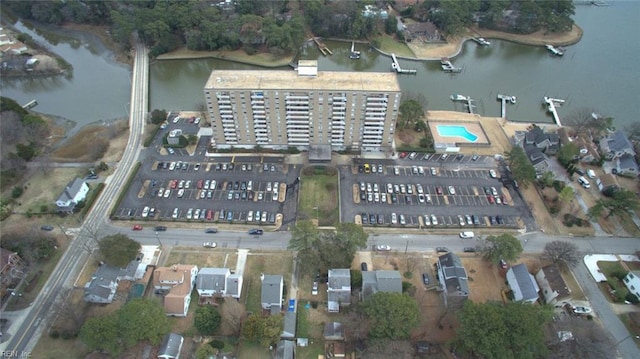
[545,44,564,56]
[473,37,491,46]
[450,94,469,101]
[509,96,517,104]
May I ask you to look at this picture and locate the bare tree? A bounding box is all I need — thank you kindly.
[540,241,580,267]
[53,289,87,333]
[220,298,245,336]
[563,107,599,135]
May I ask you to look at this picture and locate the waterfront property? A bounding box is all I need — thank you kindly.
[428,121,490,153]
[203,60,402,152]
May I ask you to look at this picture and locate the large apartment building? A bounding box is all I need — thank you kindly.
[203,61,401,152]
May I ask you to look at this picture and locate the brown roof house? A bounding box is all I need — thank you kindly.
[405,21,442,42]
[323,322,346,358]
[153,264,198,317]
[535,264,571,305]
[0,248,25,297]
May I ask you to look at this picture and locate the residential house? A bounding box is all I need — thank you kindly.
[261,274,283,314]
[195,267,243,299]
[274,339,295,359]
[558,127,601,163]
[153,264,198,317]
[535,264,571,305]
[623,271,640,299]
[600,131,635,160]
[405,22,442,42]
[281,311,296,339]
[361,270,402,301]
[524,145,550,173]
[506,264,540,304]
[158,333,183,359]
[596,173,620,193]
[324,322,346,358]
[523,126,560,155]
[84,257,141,304]
[615,153,639,176]
[55,178,89,213]
[0,248,25,297]
[435,253,469,307]
[327,269,351,312]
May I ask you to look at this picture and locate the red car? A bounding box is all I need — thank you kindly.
[132,225,143,231]
[499,259,508,270]
[399,152,408,159]
[197,180,203,190]
[170,180,178,189]
[487,195,495,204]
[436,186,443,195]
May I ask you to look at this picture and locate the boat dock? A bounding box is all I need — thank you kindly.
[450,94,475,114]
[313,38,332,56]
[22,99,38,109]
[497,94,517,118]
[472,37,491,46]
[441,58,462,73]
[349,41,361,59]
[391,53,417,74]
[544,97,565,126]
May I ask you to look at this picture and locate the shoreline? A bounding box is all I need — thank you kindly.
[153,24,583,63]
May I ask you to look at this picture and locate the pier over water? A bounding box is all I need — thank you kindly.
[391,53,417,74]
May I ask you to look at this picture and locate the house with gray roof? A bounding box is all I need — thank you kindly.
[523,126,560,154]
[535,264,571,305]
[600,130,635,160]
[158,333,183,359]
[281,311,296,339]
[615,153,639,177]
[323,322,345,341]
[55,178,89,213]
[507,263,540,304]
[84,259,139,304]
[196,268,243,299]
[327,269,351,312]
[436,253,469,307]
[261,274,283,314]
[361,270,402,301]
[274,339,295,359]
[524,145,549,173]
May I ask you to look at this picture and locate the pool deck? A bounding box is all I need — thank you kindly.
[427,111,560,156]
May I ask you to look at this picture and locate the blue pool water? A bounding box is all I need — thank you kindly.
[436,125,478,142]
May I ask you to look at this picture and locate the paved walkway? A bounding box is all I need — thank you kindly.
[235,249,249,276]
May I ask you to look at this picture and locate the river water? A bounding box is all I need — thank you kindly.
[1,2,638,130]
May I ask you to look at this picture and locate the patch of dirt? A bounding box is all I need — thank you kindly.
[395,129,421,147]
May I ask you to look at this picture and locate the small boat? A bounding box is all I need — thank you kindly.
[545,44,564,56]
[509,96,516,104]
[450,94,469,101]
[473,37,491,46]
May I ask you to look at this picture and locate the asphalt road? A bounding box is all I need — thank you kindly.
[1,41,149,354]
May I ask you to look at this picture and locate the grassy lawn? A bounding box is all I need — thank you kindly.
[374,34,415,58]
[558,261,586,301]
[236,339,272,359]
[299,167,339,226]
[165,248,237,269]
[618,212,640,237]
[296,341,325,359]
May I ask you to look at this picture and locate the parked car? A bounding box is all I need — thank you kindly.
[499,259,508,269]
[376,244,391,251]
[459,231,475,239]
[489,169,497,178]
[154,226,167,232]
[40,225,54,231]
[205,228,218,234]
[203,242,217,248]
[132,225,143,231]
[422,273,430,285]
[463,247,476,253]
[360,262,368,271]
[248,228,264,235]
[572,306,592,314]
[311,282,319,296]
[436,247,449,253]
[448,186,456,195]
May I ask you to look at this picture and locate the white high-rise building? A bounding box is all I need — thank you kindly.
[203,61,401,152]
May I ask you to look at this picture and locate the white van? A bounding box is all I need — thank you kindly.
[586,169,596,179]
[578,176,591,189]
[459,231,475,239]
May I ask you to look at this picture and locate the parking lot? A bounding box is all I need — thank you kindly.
[115,157,301,228]
[341,154,532,230]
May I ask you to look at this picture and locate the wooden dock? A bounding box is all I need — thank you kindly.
[313,38,332,56]
[391,53,417,74]
[22,99,38,109]
[544,97,565,126]
[497,94,516,118]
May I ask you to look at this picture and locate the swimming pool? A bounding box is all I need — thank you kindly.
[436,125,479,142]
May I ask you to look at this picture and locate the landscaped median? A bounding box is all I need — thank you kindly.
[298,166,339,227]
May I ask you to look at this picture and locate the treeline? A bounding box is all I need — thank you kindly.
[0,97,50,191]
[407,0,575,35]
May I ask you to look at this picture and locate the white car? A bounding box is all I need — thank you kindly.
[459,231,475,239]
[394,167,400,175]
[572,306,592,314]
[172,207,179,219]
[418,194,426,203]
[391,213,398,224]
[387,183,393,193]
[267,182,272,192]
[203,242,217,248]
[418,166,425,175]
[211,180,217,190]
[141,206,150,218]
[430,167,437,176]
[312,282,319,296]
[261,211,268,222]
[186,208,193,219]
[448,186,456,195]
[431,214,438,225]
[423,215,431,226]
[489,169,497,178]
[416,184,424,194]
[399,214,406,225]
[164,189,171,198]
[247,211,254,222]
[381,193,387,203]
[157,188,164,198]
[376,244,391,251]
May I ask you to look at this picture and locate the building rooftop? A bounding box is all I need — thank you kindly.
[204,69,401,92]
